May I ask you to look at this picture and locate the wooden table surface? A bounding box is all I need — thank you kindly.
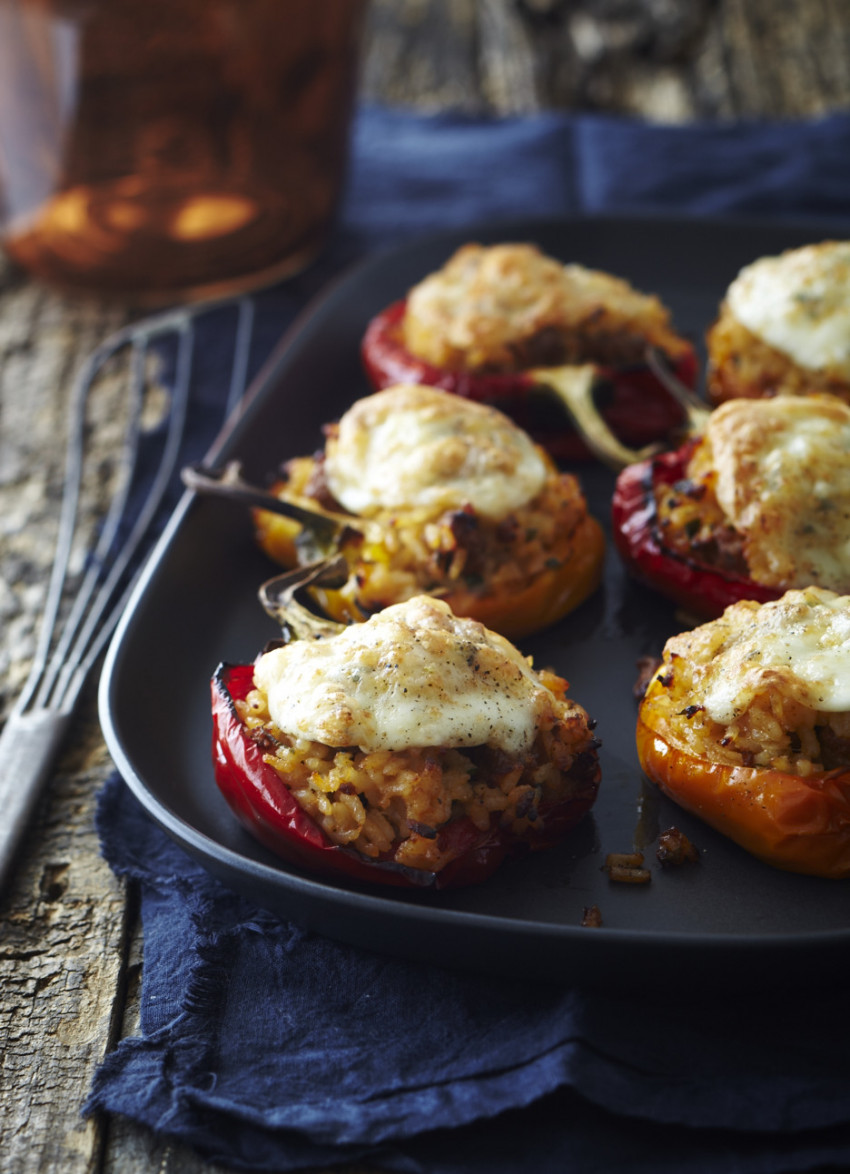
[2,2,849,1171]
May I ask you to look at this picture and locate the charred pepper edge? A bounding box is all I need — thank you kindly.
[361,299,699,462]
[211,662,601,891]
[611,442,781,618]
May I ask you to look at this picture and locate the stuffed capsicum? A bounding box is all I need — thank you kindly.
[212,593,601,889]
[706,240,850,406]
[636,587,850,878]
[613,393,850,618]
[244,384,605,639]
[361,242,698,461]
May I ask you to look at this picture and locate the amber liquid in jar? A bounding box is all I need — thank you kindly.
[0,0,367,302]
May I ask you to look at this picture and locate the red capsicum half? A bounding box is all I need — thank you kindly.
[361,300,700,463]
[611,441,781,618]
[211,662,600,890]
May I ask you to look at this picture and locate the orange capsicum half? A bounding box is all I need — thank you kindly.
[637,672,850,880]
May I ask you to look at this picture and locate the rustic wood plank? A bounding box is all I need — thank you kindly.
[712,0,850,118]
[0,265,134,1172]
[361,0,483,111]
[99,925,241,1174]
[361,0,850,119]
[0,280,130,720]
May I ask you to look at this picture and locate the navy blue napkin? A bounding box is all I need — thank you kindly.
[88,106,850,1172]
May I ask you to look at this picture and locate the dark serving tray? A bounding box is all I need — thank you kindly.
[99,214,850,990]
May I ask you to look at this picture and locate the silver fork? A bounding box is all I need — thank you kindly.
[0,297,256,893]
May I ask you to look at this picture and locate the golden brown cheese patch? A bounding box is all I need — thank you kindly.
[692,395,850,591]
[401,242,685,372]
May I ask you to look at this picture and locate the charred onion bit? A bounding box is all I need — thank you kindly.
[361,299,699,462]
[211,662,600,890]
[633,655,664,701]
[655,827,700,866]
[611,443,781,618]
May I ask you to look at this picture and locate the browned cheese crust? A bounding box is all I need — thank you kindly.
[402,242,691,373]
[654,395,850,593]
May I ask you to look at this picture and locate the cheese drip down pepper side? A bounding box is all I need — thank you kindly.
[361,242,698,461]
[636,587,850,878]
[212,595,601,889]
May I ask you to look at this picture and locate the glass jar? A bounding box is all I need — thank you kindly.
[0,0,368,303]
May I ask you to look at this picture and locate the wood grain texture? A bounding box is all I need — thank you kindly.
[1,1,848,1170]
[361,0,850,119]
[0,257,133,1172]
[0,690,128,1174]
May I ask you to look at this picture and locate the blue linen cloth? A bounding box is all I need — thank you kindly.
[87,106,850,1172]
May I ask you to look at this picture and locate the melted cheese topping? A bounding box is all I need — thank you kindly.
[402,242,675,370]
[726,241,850,376]
[677,588,850,725]
[253,595,554,755]
[695,395,850,590]
[324,384,547,519]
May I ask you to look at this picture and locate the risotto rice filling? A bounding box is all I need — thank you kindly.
[236,665,598,872]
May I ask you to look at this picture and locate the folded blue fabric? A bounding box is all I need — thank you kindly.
[88,105,850,1172]
[348,105,850,236]
[91,776,850,1173]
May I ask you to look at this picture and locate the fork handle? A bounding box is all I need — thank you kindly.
[0,708,73,895]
